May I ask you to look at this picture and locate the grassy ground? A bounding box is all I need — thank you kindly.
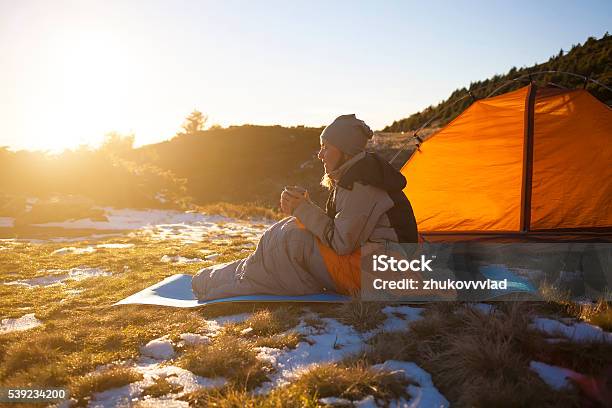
[195,202,283,222]
[1,232,611,407]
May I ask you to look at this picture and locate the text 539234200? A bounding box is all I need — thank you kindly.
[0,388,68,403]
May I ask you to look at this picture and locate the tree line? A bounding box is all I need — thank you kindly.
[383,33,611,132]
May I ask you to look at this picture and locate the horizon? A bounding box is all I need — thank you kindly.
[1,0,610,153]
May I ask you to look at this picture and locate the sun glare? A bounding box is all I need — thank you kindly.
[22,30,136,153]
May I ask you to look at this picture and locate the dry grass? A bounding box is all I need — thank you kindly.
[1,332,80,377]
[253,332,303,349]
[302,315,327,332]
[538,281,612,330]
[0,235,228,393]
[310,299,387,332]
[24,204,105,226]
[181,386,321,408]
[142,377,184,398]
[181,361,411,407]
[590,308,612,331]
[292,361,411,403]
[365,302,582,407]
[10,195,107,226]
[177,333,271,389]
[70,367,143,406]
[230,307,302,336]
[196,202,282,221]
[568,298,610,322]
[214,306,306,349]
[1,223,611,407]
[333,300,387,332]
[540,338,612,376]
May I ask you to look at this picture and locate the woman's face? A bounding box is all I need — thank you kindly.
[318,141,344,173]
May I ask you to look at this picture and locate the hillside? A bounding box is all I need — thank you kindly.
[384,34,612,132]
[0,127,424,228]
[126,125,327,207]
[124,126,432,209]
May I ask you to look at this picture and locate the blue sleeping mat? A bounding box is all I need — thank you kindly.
[114,274,350,308]
[114,265,538,308]
[479,265,539,299]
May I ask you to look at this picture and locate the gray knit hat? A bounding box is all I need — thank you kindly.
[320,114,373,156]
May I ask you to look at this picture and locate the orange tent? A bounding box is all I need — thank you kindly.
[400,84,612,241]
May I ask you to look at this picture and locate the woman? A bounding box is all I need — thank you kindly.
[191,114,418,300]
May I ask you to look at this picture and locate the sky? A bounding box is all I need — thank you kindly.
[0,0,610,153]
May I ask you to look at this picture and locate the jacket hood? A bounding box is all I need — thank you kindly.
[337,152,407,192]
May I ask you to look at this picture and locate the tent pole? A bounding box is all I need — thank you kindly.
[520,83,537,232]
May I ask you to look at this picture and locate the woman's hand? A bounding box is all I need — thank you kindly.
[280,189,308,215]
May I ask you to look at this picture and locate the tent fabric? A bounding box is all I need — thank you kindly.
[400,84,612,238]
[531,89,612,230]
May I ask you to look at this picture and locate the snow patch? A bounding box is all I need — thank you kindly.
[132,397,188,407]
[96,243,135,249]
[140,336,175,360]
[318,396,352,405]
[0,313,43,334]
[4,267,111,287]
[30,207,272,245]
[354,395,377,407]
[0,238,19,250]
[379,305,424,333]
[24,197,38,212]
[25,233,124,243]
[251,308,450,405]
[309,360,449,407]
[52,246,96,255]
[202,313,252,335]
[529,361,577,390]
[255,317,367,392]
[161,255,205,264]
[33,208,224,230]
[141,221,267,245]
[154,192,168,204]
[531,317,612,343]
[89,360,226,408]
[468,303,496,315]
[178,333,211,346]
[0,217,14,228]
[88,316,244,408]
[372,360,449,407]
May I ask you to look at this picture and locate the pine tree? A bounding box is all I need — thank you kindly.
[182,110,208,134]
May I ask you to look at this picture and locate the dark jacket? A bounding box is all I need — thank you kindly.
[294,151,418,256]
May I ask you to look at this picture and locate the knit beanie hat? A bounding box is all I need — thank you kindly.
[320,114,374,156]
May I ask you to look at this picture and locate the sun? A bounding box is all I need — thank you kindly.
[20,30,136,153]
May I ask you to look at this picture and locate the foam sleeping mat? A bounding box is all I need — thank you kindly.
[478,264,539,300]
[113,274,351,308]
[114,265,539,308]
